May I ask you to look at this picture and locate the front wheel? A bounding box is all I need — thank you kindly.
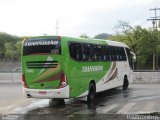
[122,76,129,90]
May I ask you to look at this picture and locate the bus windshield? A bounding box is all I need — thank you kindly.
[23,38,61,56]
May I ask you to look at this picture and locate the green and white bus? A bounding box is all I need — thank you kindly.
[21,36,135,103]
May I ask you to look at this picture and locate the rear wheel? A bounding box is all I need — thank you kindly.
[122,76,129,90]
[49,98,65,107]
[87,82,96,109]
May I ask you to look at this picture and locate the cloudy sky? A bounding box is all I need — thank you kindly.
[0,0,159,37]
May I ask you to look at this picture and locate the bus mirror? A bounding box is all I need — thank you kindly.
[130,52,136,63]
[133,55,136,62]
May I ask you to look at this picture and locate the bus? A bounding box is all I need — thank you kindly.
[21,36,136,104]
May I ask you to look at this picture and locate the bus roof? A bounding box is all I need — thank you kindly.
[104,39,129,48]
[65,36,129,48]
[24,36,129,48]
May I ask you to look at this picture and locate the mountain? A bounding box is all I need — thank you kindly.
[94,33,112,39]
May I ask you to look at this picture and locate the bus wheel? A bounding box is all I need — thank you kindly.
[49,98,65,107]
[87,82,96,104]
[122,76,129,90]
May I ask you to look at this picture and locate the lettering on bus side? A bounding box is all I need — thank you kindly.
[82,65,103,72]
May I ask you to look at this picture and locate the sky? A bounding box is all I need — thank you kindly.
[0,0,159,37]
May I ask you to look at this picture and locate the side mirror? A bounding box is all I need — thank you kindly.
[130,52,136,63]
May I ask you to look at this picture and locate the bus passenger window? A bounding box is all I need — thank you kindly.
[92,45,97,61]
[76,44,82,61]
[69,42,82,61]
[102,46,106,61]
[115,47,119,61]
[86,44,92,61]
[119,47,126,61]
[96,45,103,61]
[82,44,88,61]
[105,47,111,61]
[110,47,115,61]
[90,45,95,61]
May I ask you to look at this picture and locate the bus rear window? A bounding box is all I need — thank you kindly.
[23,38,61,56]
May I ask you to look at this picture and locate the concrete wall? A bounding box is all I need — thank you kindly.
[0,72,160,84]
[133,71,160,84]
[0,61,20,72]
[0,72,21,83]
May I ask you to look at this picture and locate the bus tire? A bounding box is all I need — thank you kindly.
[122,76,129,90]
[49,98,65,107]
[87,82,96,104]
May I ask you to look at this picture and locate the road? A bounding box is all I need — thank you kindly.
[0,83,160,120]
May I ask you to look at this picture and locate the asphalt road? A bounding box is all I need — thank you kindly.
[0,83,160,120]
[0,83,24,107]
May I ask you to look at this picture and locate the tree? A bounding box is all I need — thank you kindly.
[110,21,155,70]
[0,32,21,60]
[79,33,89,38]
[113,21,137,53]
[15,41,22,59]
[4,42,16,60]
[4,40,22,61]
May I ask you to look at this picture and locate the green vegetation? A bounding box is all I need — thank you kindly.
[79,33,90,38]
[0,32,23,61]
[109,21,160,70]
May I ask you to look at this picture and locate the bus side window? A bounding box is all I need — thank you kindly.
[82,43,92,61]
[90,44,95,61]
[110,47,115,61]
[69,42,82,61]
[103,46,110,61]
[115,47,119,61]
[120,47,127,61]
[102,46,106,61]
[76,43,82,61]
[118,47,122,61]
[116,47,123,61]
[106,46,111,61]
[87,44,92,61]
[109,47,127,61]
[81,44,85,61]
[82,44,87,61]
[69,42,76,60]
[109,47,113,60]
[92,45,97,61]
[97,45,102,61]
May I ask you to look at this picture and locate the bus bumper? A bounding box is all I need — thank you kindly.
[23,85,70,99]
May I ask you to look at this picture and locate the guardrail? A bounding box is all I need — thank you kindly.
[0,72,21,83]
[133,71,160,84]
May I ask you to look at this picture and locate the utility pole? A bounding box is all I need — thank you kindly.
[147,7,160,70]
[56,20,59,35]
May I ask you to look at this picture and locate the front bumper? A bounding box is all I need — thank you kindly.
[23,85,70,99]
